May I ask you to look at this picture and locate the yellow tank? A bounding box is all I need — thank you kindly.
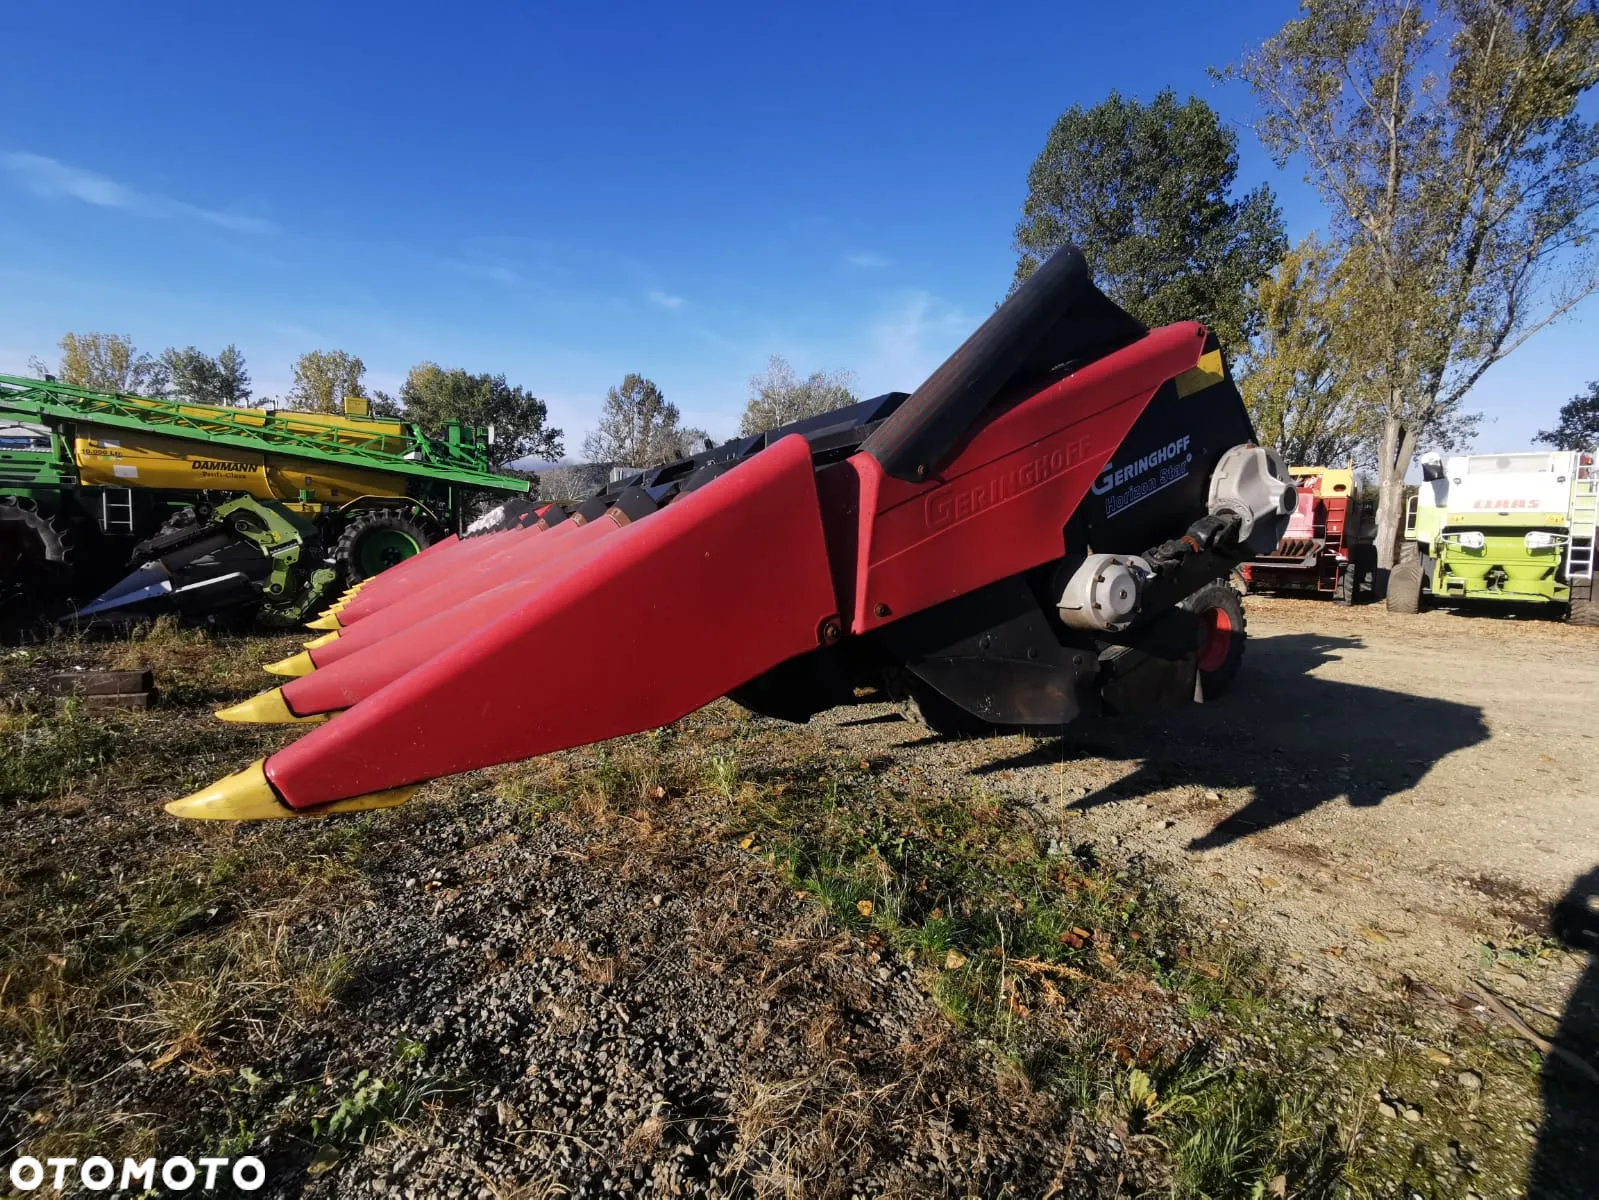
[73,427,410,505]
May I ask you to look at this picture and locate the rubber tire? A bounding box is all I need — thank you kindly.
[1347,543,1378,605]
[334,510,433,583]
[1334,565,1355,606]
[1,497,74,603]
[1569,600,1599,627]
[901,677,999,738]
[1387,560,1424,614]
[1183,579,1247,702]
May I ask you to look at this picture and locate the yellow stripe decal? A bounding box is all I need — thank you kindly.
[1174,350,1226,398]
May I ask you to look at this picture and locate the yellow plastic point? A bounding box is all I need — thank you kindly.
[165,759,415,820]
[303,631,341,650]
[305,612,342,631]
[215,688,327,725]
[264,651,317,677]
[164,760,292,820]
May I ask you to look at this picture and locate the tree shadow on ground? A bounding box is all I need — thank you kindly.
[1530,867,1599,1198]
[971,633,1489,852]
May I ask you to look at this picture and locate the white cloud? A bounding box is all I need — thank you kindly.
[857,290,970,394]
[443,259,520,286]
[1,152,277,235]
[846,252,889,269]
[646,289,685,310]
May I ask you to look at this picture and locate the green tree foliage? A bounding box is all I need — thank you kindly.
[1234,0,1599,565]
[739,356,858,435]
[160,344,251,407]
[1238,237,1367,466]
[288,349,367,414]
[1537,381,1599,451]
[583,374,689,467]
[33,333,168,395]
[397,363,564,468]
[1012,89,1286,351]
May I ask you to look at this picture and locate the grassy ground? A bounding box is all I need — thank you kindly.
[0,621,1568,1197]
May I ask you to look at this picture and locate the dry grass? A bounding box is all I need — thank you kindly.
[0,630,1566,1198]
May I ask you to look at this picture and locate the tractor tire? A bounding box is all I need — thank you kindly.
[901,677,998,738]
[0,496,74,603]
[335,510,433,583]
[1568,599,1599,627]
[1334,565,1355,606]
[1386,560,1424,614]
[1183,579,1246,702]
[1347,543,1379,604]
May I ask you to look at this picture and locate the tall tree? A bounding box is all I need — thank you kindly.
[397,362,564,467]
[1012,88,1287,351]
[161,344,252,407]
[287,349,366,414]
[33,333,168,395]
[582,374,686,467]
[1237,236,1368,465]
[740,356,858,435]
[1538,381,1599,451]
[1234,0,1599,567]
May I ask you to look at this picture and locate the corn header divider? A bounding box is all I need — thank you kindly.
[171,246,1298,820]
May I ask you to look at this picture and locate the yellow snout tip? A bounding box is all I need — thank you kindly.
[264,651,317,677]
[165,760,418,821]
[305,613,343,631]
[165,760,293,820]
[215,688,326,725]
[303,631,341,650]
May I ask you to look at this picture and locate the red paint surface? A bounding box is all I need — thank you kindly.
[848,322,1207,633]
[266,435,837,808]
[338,510,551,623]
[334,520,575,630]
[285,517,629,711]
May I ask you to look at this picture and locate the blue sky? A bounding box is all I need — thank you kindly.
[1,0,1591,460]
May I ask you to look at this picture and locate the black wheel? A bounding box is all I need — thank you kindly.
[334,510,433,583]
[1334,564,1355,605]
[900,676,998,738]
[0,496,74,603]
[1386,560,1423,614]
[1347,543,1378,604]
[1569,599,1599,627]
[1183,579,1246,702]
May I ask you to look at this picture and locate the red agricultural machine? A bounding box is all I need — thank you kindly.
[1235,465,1376,603]
[167,247,1297,820]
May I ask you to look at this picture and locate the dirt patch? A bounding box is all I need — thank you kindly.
[815,596,1599,1006]
[1463,872,1558,935]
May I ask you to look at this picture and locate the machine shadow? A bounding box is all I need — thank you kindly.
[1530,867,1599,1198]
[972,632,1489,851]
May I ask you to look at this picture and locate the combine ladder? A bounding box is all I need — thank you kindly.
[99,487,136,534]
[1568,458,1597,614]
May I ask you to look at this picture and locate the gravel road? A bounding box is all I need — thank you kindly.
[814,596,1599,1000]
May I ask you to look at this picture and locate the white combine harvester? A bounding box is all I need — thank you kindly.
[1389,449,1597,624]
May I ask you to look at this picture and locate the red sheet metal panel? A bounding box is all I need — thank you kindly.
[338,520,550,624]
[309,519,603,667]
[848,322,1208,634]
[264,434,837,808]
[285,516,630,710]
